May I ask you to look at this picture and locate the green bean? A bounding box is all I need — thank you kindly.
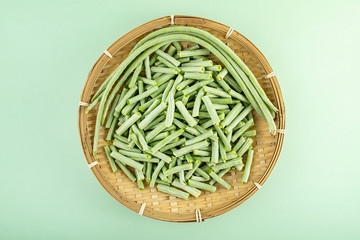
[193,56,209,61]
[184,72,212,80]
[155,73,175,86]
[164,93,175,127]
[193,158,210,164]
[181,94,190,105]
[242,130,256,137]
[114,160,136,182]
[138,80,145,106]
[155,49,181,66]
[135,169,145,190]
[163,162,192,177]
[193,150,210,156]
[204,86,231,98]
[85,93,103,114]
[208,170,231,189]
[206,65,222,71]
[185,130,214,146]
[160,138,186,152]
[157,56,181,72]
[200,104,228,110]
[237,138,254,157]
[138,102,167,129]
[145,162,153,182]
[228,89,248,103]
[172,178,201,198]
[121,102,137,115]
[113,88,128,118]
[158,172,168,182]
[209,168,230,185]
[226,151,238,160]
[215,79,231,94]
[118,149,151,159]
[180,66,205,73]
[104,93,119,128]
[225,105,253,134]
[223,74,242,93]
[148,132,169,143]
[167,45,177,56]
[194,125,207,134]
[185,44,200,50]
[219,140,227,161]
[216,68,228,81]
[233,121,246,131]
[211,136,219,164]
[241,149,254,183]
[178,49,210,58]
[113,139,131,150]
[175,101,197,127]
[232,119,254,142]
[143,55,151,79]
[161,80,174,103]
[182,79,213,96]
[202,96,220,125]
[185,153,193,163]
[220,103,244,128]
[151,129,184,153]
[195,168,211,180]
[128,132,142,149]
[139,97,159,112]
[145,122,166,142]
[143,99,160,117]
[137,77,157,86]
[128,63,143,89]
[144,114,166,131]
[188,179,216,192]
[127,86,158,105]
[113,133,129,143]
[147,150,172,163]
[130,124,148,151]
[104,146,118,173]
[212,158,243,172]
[209,98,233,105]
[191,176,208,182]
[114,87,138,116]
[115,112,141,136]
[150,160,166,187]
[177,57,191,63]
[157,184,189,200]
[173,42,182,51]
[173,140,209,157]
[182,60,213,67]
[110,151,144,171]
[106,114,122,142]
[233,136,246,152]
[155,179,170,186]
[176,79,196,91]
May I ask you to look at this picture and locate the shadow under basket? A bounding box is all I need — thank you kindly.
[78,15,285,222]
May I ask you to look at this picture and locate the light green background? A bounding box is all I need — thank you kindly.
[1,0,359,239]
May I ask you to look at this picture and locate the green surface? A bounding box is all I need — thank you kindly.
[1,0,360,239]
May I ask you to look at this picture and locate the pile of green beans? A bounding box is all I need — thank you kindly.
[87,26,276,199]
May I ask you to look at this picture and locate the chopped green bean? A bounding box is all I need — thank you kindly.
[241,149,254,183]
[157,184,189,200]
[188,179,216,192]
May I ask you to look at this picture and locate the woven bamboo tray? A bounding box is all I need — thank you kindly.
[78,15,285,222]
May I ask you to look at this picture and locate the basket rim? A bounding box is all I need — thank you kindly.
[78,15,285,222]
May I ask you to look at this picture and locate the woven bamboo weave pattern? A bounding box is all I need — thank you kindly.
[78,15,285,222]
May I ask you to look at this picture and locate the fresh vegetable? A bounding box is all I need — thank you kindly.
[88,27,277,199]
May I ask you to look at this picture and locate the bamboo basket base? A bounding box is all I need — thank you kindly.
[78,15,285,222]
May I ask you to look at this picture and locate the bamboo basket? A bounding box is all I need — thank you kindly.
[78,15,285,222]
